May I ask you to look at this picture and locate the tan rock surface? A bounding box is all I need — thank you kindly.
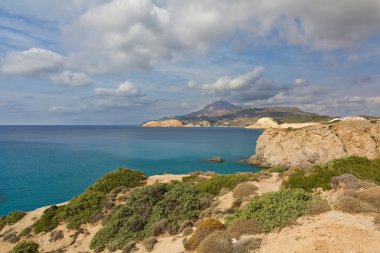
[249,120,380,168]
[142,119,183,127]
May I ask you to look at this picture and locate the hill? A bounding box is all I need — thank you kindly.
[143,101,333,127]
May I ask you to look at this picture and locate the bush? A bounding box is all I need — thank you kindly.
[142,236,157,252]
[90,182,210,251]
[33,205,66,234]
[151,219,168,236]
[227,189,313,232]
[182,227,193,236]
[10,241,39,253]
[184,218,224,250]
[233,238,262,253]
[65,190,107,229]
[227,219,262,237]
[197,174,252,195]
[50,230,64,241]
[3,232,20,243]
[19,227,32,237]
[198,231,233,253]
[374,214,380,225]
[335,196,376,213]
[331,174,367,190]
[307,198,331,215]
[0,211,26,231]
[122,241,137,253]
[283,156,380,192]
[88,168,146,193]
[233,183,258,200]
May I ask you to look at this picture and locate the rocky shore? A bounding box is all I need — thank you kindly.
[249,120,380,168]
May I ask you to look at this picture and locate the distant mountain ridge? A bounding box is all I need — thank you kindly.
[144,101,333,127]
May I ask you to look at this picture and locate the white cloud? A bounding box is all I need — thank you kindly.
[51,71,93,87]
[293,78,310,87]
[1,48,64,75]
[94,81,142,97]
[59,0,380,74]
[49,105,80,114]
[203,67,265,94]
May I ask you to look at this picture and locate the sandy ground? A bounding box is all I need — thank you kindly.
[147,174,186,185]
[258,210,380,253]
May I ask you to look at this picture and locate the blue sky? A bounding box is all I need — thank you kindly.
[0,0,379,124]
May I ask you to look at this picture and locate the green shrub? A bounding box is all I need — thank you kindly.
[10,241,39,253]
[197,174,252,195]
[307,198,331,215]
[19,227,32,237]
[227,189,313,232]
[3,231,20,243]
[33,205,66,234]
[65,190,106,229]
[283,156,380,192]
[90,184,170,251]
[90,183,211,251]
[266,166,288,173]
[0,211,26,231]
[184,218,224,250]
[88,168,146,193]
[198,231,233,253]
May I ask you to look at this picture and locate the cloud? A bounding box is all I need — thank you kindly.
[202,67,265,94]
[293,78,310,87]
[350,75,372,85]
[51,70,93,87]
[49,105,80,114]
[94,81,142,97]
[60,0,380,74]
[1,48,64,75]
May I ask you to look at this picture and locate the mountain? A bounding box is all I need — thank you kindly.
[143,101,333,127]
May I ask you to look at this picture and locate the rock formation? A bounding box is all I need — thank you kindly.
[249,120,380,168]
[142,119,183,127]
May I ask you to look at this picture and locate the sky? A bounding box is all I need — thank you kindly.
[0,0,379,125]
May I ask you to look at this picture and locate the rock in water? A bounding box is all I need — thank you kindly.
[208,157,224,163]
[249,120,380,168]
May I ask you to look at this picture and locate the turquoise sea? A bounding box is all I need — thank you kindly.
[0,126,262,216]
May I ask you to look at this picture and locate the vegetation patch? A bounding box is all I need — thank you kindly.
[197,174,253,195]
[198,231,233,253]
[227,218,262,237]
[283,156,380,192]
[233,238,262,253]
[32,168,146,232]
[0,211,26,232]
[335,187,380,213]
[184,218,224,250]
[227,189,313,232]
[10,241,39,253]
[90,182,211,252]
[233,183,258,200]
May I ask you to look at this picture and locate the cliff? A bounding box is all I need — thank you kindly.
[249,120,380,168]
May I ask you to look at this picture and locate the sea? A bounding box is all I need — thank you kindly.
[0,126,262,216]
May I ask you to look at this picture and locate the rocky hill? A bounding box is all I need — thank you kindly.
[249,120,380,168]
[142,101,332,127]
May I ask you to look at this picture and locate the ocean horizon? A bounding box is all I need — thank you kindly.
[0,125,262,215]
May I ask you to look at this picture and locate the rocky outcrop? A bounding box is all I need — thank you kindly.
[208,157,224,163]
[246,117,319,129]
[249,120,380,168]
[142,119,183,127]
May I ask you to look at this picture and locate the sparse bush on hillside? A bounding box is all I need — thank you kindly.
[32,168,147,232]
[283,156,380,192]
[19,227,32,237]
[198,231,233,253]
[233,237,262,253]
[184,218,224,250]
[307,198,331,215]
[227,218,262,238]
[3,231,20,243]
[88,168,146,193]
[142,236,157,252]
[197,174,252,195]
[10,240,39,253]
[0,211,26,232]
[233,183,258,200]
[227,189,313,232]
[335,187,380,213]
[90,182,211,252]
[65,190,106,229]
[331,174,373,190]
[33,205,66,234]
[374,214,380,225]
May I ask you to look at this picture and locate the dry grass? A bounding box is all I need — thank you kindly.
[227,219,262,238]
[233,183,258,200]
[233,237,262,253]
[374,214,380,226]
[142,236,157,252]
[335,196,377,213]
[198,231,233,253]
